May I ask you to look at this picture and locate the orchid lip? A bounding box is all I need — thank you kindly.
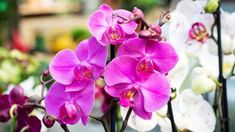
[59,101,79,124]
[120,88,137,101]
[188,22,209,43]
[136,59,154,80]
[73,65,93,81]
[104,25,125,44]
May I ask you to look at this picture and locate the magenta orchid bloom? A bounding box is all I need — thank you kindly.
[45,82,94,125]
[104,56,171,119]
[88,4,137,46]
[49,37,107,92]
[118,38,178,76]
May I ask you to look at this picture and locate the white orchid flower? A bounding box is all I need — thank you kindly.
[172,89,216,132]
[167,0,214,56]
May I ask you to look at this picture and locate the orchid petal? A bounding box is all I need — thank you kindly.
[133,91,152,120]
[49,49,79,85]
[45,83,71,118]
[88,10,109,41]
[65,80,94,92]
[104,56,138,86]
[141,73,171,112]
[74,40,89,61]
[87,37,108,79]
[118,38,146,58]
[72,81,95,116]
[146,41,178,74]
[167,52,189,91]
[104,84,131,98]
[113,9,137,34]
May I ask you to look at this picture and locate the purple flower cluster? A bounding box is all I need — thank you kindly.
[0,87,41,132]
[45,3,178,125]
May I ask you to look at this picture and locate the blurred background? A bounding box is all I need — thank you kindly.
[0,0,234,131]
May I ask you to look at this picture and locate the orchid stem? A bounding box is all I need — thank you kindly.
[215,3,230,132]
[120,108,132,132]
[60,124,70,132]
[167,88,177,132]
[110,45,116,132]
[10,117,16,132]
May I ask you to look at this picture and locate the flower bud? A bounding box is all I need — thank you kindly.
[192,75,216,94]
[132,7,144,19]
[204,0,219,13]
[222,34,234,54]
[10,86,24,103]
[43,69,49,77]
[139,30,152,39]
[150,24,162,35]
[43,114,55,128]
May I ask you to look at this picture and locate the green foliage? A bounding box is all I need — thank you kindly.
[72,28,90,43]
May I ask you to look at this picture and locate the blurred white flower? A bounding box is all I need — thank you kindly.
[172,89,216,132]
[199,44,235,77]
[167,0,214,56]
[167,52,189,92]
[190,67,217,94]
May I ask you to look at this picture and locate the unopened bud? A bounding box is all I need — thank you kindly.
[10,86,24,103]
[43,69,49,77]
[150,24,162,35]
[132,7,144,19]
[139,30,152,39]
[192,75,216,94]
[204,0,219,13]
[43,114,55,128]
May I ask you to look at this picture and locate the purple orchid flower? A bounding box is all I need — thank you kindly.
[0,86,27,122]
[104,56,171,119]
[45,82,94,125]
[15,106,41,132]
[88,4,137,46]
[118,38,178,77]
[49,37,107,92]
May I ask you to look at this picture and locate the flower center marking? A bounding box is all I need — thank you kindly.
[105,25,125,44]
[188,22,208,43]
[73,65,92,81]
[136,59,154,80]
[121,88,137,101]
[59,102,79,123]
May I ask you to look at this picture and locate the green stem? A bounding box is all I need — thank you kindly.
[10,117,16,132]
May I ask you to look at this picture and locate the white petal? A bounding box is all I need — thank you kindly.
[167,52,189,91]
[192,75,216,94]
[178,89,203,113]
[223,54,235,77]
[156,116,172,132]
[175,0,207,17]
[120,107,158,132]
[222,34,234,54]
[184,100,216,132]
[168,11,190,51]
[199,47,219,76]
[172,89,216,132]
